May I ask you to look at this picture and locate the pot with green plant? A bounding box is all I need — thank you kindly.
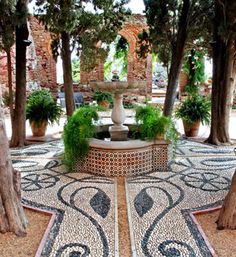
[134,105,179,145]
[63,106,99,171]
[175,94,211,137]
[93,91,113,108]
[26,89,63,137]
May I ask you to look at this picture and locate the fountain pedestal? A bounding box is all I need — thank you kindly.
[109,93,128,141]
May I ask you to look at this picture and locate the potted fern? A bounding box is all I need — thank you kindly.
[175,94,211,137]
[63,106,99,171]
[134,105,178,143]
[93,91,113,108]
[26,90,63,137]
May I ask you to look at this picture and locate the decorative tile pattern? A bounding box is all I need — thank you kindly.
[126,141,236,257]
[75,143,171,176]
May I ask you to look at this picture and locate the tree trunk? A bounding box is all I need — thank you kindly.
[163,0,190,116]
[6,49,14,129]
[217,169,236,229]
[0,105,27,236]
[61,31,75,117]
[10,0,29,147]
[207,1,236,145]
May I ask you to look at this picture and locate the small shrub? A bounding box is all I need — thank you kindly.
[134,105,179,143]
[63,106,99,171]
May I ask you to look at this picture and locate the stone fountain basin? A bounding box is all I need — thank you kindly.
[90,81,146,94]
[74,138,170,177]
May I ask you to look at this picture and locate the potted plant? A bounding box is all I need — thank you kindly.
[134,105,179,144]
[63,106,99,171]
[26,89,63,137]
[93,91,113,108]
[175,94,211,137]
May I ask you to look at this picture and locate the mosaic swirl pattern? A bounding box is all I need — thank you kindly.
[10,139,236,257]
[11,142,118,257]
[126,141,235,257]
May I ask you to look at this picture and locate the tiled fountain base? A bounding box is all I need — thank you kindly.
[75,139,171,176]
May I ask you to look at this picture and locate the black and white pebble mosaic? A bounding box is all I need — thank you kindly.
[12,142,118,257]
[11,139,236,257]
[126,140,236,257]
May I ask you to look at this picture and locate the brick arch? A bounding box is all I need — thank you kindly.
[118,29,137,82]
[80,14,152,95]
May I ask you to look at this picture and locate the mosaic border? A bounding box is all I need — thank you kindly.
[182,200,223,257]
[190,206,222,257]
[22,198,65,257]
[125,179,139,257]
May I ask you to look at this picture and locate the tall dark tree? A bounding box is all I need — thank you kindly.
[210,0,236,230]
[11,0,29,147]
[0,65,27,236]
[207,0,236,145]
[0,0,30,147]
[0,7,27,232]
[35,0,130,116]
[218,169,236,230]
[0,0,16,139]
[143,0,212,116]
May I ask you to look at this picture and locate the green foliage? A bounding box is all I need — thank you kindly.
[115,36,128,79]
[183,49,206,94]
[2,91,15,107]
[72,59,80,82]
[138,0,212,116]
[35,0,130,70]
[142,0,213,58]
[0,0,28,52]
[104,35,128,80]
[26,90,63,126]
[134,105,179,144]
[104,61,113,80]
[175,95,211,125]
[93,91,113,103]
[63,106,99,171]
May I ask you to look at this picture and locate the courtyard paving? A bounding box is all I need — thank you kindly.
[10,138,236,257]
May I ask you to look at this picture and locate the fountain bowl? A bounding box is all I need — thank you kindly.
[90,81,146,94]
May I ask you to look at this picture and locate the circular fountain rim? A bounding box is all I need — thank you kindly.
[89,138,169,150]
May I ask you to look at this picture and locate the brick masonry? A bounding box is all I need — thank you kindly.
[0,16,57,94]
[80,14,152,96]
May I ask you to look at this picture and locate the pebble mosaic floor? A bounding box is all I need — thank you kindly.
[10,139,236,257]
[11,141,118,257]
[126,140,235,257]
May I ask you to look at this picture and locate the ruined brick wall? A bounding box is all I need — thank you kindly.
[0,50,15,92]
[0,16,57,94]
[80,61,104,84]
[28,17,57,93]
[80,14,152,95]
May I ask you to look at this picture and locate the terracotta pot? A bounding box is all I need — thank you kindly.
[183,120,200,137]
[98,100,110,109]
[30,121,48,137]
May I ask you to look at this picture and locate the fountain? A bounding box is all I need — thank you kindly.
[90,81,145,141]
[73,81,171,177]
